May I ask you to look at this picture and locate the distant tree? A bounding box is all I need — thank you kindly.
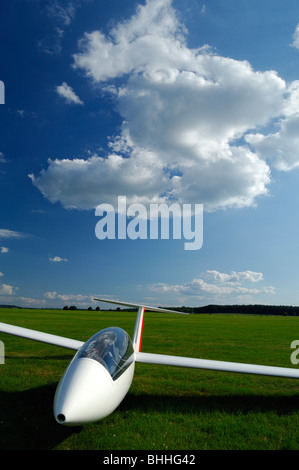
[69,305,77,310]
[87,306,92,311]
[63,306,69,310]
[95,306,100,311]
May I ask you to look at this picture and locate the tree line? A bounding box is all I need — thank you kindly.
[63,304,299,316]
[174,304,299,316]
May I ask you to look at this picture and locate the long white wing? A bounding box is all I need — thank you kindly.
[1,321,299,379]
[94,297,188,315]
[135,352,299,379]
[0,322,84,350]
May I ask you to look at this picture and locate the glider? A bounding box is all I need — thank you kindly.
[0,297,299,427]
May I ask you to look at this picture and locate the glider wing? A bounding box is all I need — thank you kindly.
[135,351,299,379]
[0,322,84,350]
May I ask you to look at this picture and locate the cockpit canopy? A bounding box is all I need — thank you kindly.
[75,327,134,381]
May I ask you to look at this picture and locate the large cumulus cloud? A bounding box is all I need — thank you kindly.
[30,0,299,211]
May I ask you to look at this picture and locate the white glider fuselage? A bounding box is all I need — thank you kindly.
[54,326,135,426]
[53,301,181,426]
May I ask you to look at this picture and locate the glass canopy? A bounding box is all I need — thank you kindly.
[75,327,134,380]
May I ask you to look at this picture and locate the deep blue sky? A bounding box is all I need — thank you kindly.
[1,0,299,309]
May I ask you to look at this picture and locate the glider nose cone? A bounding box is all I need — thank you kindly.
[54,358,115,426]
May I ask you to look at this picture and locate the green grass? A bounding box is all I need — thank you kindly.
[0,308,298,450]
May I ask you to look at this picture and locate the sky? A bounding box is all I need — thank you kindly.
[1,0,299,309]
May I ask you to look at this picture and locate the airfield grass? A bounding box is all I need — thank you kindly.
[0,308,298,450]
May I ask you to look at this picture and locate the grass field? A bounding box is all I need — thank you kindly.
[0,308,298,450]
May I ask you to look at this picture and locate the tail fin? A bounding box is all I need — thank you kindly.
[93,297,188,352]
[132,306,145,352]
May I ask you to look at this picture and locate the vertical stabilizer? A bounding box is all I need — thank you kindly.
[132,306,145,352]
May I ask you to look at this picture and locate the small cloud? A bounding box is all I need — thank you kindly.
[38,0,78,55]
[16,109,26,118]
[0,247,9,253]
[18,297,46,307]
[291,23,299,49]
[0,284,18,296]
[31,209,45,214]
[44,291,57,299]
[49,256,68,262]
[0,272,3,277]
[56,82,84,105]
[16,109,38,119]
[200,5,207,15]
[0,229,27,239]
[43,290,94,307]
[46,1,76,26]
[0,152,6,163]
[56,293,93,304]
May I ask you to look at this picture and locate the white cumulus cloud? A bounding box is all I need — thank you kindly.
[147,269,275,304]
[0,284,18,296]
[30,0,299,212]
